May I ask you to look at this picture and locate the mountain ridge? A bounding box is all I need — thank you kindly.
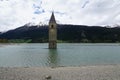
[0,24,120,43]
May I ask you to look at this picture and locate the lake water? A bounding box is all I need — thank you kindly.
[0,43,120,67]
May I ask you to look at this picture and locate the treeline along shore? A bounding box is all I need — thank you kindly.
[0,24,120,43]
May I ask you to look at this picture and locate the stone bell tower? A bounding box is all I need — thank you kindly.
[49,12,57,49]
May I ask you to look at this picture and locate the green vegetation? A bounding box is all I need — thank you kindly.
[57,40,68,43]
[0,39,32,43]
[0,39,8,43]
[8,39,32,43]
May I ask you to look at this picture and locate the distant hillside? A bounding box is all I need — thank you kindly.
[0,24,120,43]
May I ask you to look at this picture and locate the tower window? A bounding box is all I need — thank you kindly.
[51,25,54,28]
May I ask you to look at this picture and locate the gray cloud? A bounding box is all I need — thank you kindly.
[0,0,120,32]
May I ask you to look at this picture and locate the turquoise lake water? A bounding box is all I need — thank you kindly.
[0,43,120,67]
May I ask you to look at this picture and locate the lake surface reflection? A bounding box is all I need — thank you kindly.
[0,43,120,67]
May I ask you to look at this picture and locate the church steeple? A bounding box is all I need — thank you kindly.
[48,12,57,49]
[49,12,56,23]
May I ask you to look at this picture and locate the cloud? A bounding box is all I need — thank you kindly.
[0,0,120,31]
[82,0,89,8]
[33,1,45,14]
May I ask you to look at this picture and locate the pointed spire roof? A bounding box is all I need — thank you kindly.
[49,12,56,23]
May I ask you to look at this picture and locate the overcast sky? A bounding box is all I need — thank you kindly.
[0,0,120,32]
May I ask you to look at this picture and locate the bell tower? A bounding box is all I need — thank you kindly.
[49,12,57,49]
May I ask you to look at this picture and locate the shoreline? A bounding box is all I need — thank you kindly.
[0,64,120,80]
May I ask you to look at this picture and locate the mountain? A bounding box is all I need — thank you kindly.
[0,24,120,43]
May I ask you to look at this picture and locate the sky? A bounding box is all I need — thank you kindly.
[0,0,120,32]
